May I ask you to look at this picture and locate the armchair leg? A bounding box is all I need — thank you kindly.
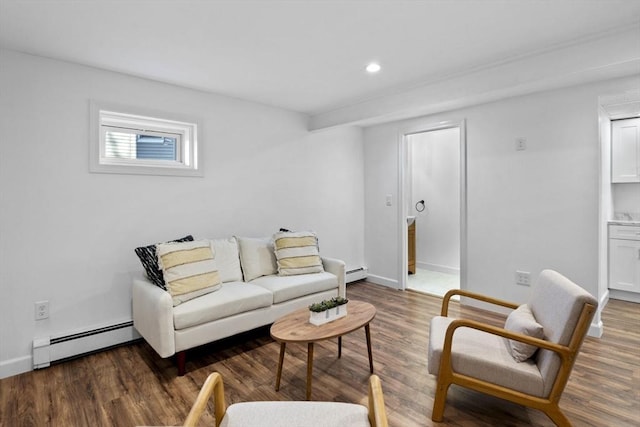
[431,379,451,422]
[543,404,571,427]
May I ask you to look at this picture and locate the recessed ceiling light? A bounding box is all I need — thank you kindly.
[366,62,381,73]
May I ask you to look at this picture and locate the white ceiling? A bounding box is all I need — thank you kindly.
[1,0,639,116]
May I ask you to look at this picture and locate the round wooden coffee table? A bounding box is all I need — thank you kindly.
[270,300,376,400]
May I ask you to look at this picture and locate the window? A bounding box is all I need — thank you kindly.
[90,102,202,176]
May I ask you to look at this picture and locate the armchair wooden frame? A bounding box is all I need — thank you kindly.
[184,372,388,427]
[433,289,596,427]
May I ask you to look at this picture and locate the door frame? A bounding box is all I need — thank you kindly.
[397,119,467,291]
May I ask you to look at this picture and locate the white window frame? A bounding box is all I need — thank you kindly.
[90,101,203,177]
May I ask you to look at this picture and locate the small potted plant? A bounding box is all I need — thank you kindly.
[308,296,349,326]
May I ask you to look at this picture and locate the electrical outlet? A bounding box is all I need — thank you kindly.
[515,271,531,286]
[516,137,527,151]
[35,301,49,320]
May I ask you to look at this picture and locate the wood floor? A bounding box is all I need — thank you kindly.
[1,281,638,426]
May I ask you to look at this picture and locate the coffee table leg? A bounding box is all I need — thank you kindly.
[306,342,314,400]
[338,336,342,358]
[365,324,374,373]
[275,342,286,391]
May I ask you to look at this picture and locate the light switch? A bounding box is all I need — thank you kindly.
[385,194,392,206]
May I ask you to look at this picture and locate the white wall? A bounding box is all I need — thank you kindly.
[612,184,640,218]
[0,50,365,378]
[409,128,460,272]
[364,75,640,322]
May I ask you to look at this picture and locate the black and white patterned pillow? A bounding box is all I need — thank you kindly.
[134,235,194,289]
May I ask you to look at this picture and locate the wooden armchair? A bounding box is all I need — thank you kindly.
[184,372,388,427]
[427,269,597,426]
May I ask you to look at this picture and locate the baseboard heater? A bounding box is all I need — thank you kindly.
[346,266,368,283]
[33,321,140,369]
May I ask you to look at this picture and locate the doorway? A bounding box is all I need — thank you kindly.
[399,121,467,295]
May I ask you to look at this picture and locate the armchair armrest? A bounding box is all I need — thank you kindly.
[441,289,519,317]
[368,374,389,427]
[132,276,175,358]
[321,256,346,298]
[184,372,227,427]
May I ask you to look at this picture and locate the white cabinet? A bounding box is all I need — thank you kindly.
[612,118,640,183]
[609,225,640,293]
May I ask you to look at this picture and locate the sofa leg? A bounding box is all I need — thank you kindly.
[177,351,187,376]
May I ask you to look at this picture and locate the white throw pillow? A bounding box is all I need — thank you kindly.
[504,304,545,362]
[273,231,324,276]
[237,236,278,282]
[156,240,222,306]
[210,237,243,283]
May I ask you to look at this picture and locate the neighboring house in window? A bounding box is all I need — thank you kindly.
[90,101,202,177]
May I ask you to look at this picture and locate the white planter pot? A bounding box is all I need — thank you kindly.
[309,303,348,326]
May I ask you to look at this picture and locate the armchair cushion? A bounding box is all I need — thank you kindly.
[428,316,544,396]
[221,401,370,427]
[504,304,544,362]
[528,269,598,397]
[184,372,386,427]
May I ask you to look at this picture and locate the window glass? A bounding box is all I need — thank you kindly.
[90,102,202,177]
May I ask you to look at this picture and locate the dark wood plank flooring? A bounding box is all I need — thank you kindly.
[1,281,638,426]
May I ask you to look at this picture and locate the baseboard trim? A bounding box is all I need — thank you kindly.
[609,289,640,303]
[366,274,400,289]
[0,355,32,379]
[588,320,604,338]
[416,262,460,276]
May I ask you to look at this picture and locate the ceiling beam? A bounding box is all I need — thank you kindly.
[308,25,640,131]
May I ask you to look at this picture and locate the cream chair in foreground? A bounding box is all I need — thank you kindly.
[184,372,388,427]
[428,269,597,426]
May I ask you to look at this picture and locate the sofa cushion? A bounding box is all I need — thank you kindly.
[134,235,193,290]
[250,271,337,304]
[428,316,544,397]
[504,304,544,362]
[211,237,243,283]
[157,240,221,306]
[237,236,278,281]
[173,282,273,330]
[273,231,324,276]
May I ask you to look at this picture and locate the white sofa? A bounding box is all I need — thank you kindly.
[132,235,345,375]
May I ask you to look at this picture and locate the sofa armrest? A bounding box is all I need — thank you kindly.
[321,257,346,298]
[132,276,175,358]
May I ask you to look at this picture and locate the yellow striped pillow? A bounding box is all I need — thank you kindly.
[156,240,221,306]
[273,231,324,276]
